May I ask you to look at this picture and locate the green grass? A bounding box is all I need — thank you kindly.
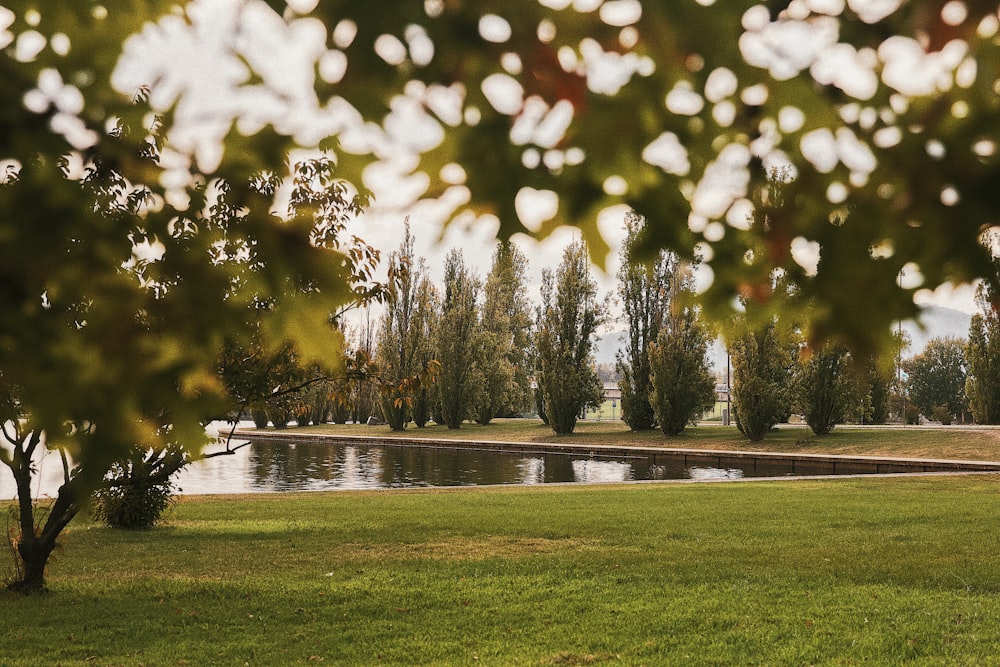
[5,476,1000,665]
[290,419,1000,462]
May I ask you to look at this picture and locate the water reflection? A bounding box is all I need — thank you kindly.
[177,440,775,494]
[1,437,793,498]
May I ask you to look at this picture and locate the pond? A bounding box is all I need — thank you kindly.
[1,435,806,499]
[169,437,807,494]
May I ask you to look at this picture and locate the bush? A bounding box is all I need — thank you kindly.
[92,463,177,529]
[904,404,921,425]
[930,405,953,425]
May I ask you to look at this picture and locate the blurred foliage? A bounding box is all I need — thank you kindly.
[6,0,1000,474]
[263,0,1000,359]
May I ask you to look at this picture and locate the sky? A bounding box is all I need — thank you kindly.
[110,0,983,327]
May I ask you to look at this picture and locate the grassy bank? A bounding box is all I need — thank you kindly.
[288,419,1000,462]
[4,476,1000,665]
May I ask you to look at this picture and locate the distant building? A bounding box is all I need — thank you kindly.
[602,381,621,402]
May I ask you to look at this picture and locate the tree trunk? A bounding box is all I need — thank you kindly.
[8,471,82,594]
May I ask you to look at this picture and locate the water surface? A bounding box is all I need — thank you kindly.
[1,433,809,498]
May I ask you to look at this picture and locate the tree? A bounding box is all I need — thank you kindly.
[474,242,534,424]
[647,265,716,436]
[906,337,968,425]
[374,225,432,431]
[433,249,481,429]
[730,319,795,442]
[7,0,1000,590]
[409,274,440,428]
[616,211,675,431]
[793,345,857,436]
[249,0,1000,359]
[535,240,606,435]
[965,278,1000,424]
[89,154,384,531]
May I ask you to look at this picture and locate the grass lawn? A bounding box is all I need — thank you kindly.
[290,419,1000,462]
[4,475,1000,665]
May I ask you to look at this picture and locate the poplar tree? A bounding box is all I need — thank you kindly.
[375,225,426,430]
[475,242,533,424]
[535,240,606,435]
[966,279,1000,424]
[793,345,857,435]
[730,319,795,442]
[434,249,482,429]
[648,264,716,436]
[410,274,440,428]
[616,211,675,431]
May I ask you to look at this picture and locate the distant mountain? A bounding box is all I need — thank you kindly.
[593,305,973,373]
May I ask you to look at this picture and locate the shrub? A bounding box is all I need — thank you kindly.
[92,463,177,529]
[930,405,953,425]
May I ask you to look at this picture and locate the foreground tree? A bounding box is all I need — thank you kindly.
[965,278,1000,424]
[8,0,1000,590]
[1,144,362,590]
[647,265,716,436]
[535,240,606,435]
[906,337,968,425]
[616,211,675,431]
[793,345,857,436]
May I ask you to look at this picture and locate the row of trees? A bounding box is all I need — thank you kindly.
[373,226,535,431]
[714,286,1000,441]
[358,212,721,438]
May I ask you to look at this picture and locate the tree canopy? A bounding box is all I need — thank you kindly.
[268,0,1000,356]
[6,1,1000,463]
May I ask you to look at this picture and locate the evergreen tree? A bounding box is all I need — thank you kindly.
[793,344,857,435]
[434,249,482,429]
[475,242,534,424]
[905,337,968,424]
[730,319,795,442]
[616,211,675,431]
[535,240,606,435]
[648,265,716,435]
[965,278,1000,424]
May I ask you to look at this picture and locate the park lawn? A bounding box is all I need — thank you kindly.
[291,419,1000,462]
[4,475,1000,665]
